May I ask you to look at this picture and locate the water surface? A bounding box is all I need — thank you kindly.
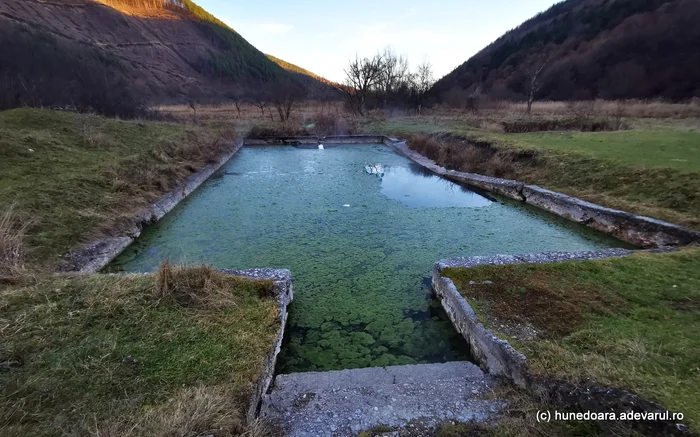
[110,144,628,372]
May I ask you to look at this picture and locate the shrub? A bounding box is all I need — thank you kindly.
[154,260,273,308]
[155,261,234,308]
[501,116,624,133]
[313,112,358,136]
[247,124,312,138]
[406,135,444,162]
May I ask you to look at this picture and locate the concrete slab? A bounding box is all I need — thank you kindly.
[262,362,504,437]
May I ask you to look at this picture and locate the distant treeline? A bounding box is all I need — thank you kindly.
[0,23,148,118]
[431,0,700,104]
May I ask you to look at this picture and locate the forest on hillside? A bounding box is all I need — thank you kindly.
[430,0,700,104]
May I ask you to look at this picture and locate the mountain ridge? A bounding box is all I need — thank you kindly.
[0,0,327,109]
[430,0,700,103]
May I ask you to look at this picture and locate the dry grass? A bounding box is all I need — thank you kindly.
[155,260,273,308]
[0,271,279,437]
[96,384,278,437]
[443,265,628,338]
[0,205,30,281]
[0,108,238,270]
[104,130,235,196]
[431,99,700,120]
[407,134,532,180]
[505,99,700,119]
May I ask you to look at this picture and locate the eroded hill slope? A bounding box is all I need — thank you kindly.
[0,0,322,106]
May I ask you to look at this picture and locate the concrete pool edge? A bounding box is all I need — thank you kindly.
[243,134,399,146]
[431,248,637,386]
[220,268,294,423]
[390,141,700,248]
[431,249,689,435]
[61,139,244,273]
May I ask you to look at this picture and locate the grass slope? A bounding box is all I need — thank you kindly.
[443,248,700,428]
[0,108,235,270]
[0,265,278,436]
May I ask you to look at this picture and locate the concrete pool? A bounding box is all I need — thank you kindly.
[109,143,630,373]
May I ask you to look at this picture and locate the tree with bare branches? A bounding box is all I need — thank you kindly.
[225,88,248,118]
[526,53,548,114]
[342,53,384,116]
[252,92,269,118]
[378,47,409,108]
[270,81,306,122]
[411,59,434,114]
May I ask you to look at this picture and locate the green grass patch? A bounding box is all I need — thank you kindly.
[403,121,700,230]
[443,248,700,428]
[0,108,235,270]
[485,128,700,173]
[0,266,278,436]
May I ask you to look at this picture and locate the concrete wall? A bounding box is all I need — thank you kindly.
[432,250,688,435]
[432,249,635,387]
[61,140,244,273]
[391,141,700,248]
[243,134,399,147]
[220,268,294,423]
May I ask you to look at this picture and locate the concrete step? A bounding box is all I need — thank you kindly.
[261,361,504,437]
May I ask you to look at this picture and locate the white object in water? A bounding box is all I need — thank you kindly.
[318,144,324,149]
[343,204,350,207]
[364,163,384,175]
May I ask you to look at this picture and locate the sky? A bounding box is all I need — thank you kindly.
[196,0,561,83]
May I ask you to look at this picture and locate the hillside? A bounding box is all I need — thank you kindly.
[267,54,337,87]
[430,0,700,103]
[0,0,325,113]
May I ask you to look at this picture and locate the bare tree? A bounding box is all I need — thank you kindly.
[271,81,306,122]
[526,54,548,114]
[187,96,197,122]
[225,89,247,118]
[342,53,384,116]
[378,47,409,108]
[465,83,482,113]
[412,58,434,114]
[252,92,269,118]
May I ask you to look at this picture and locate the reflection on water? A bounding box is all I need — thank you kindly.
[109,144,629,373]
[380,165,492,208]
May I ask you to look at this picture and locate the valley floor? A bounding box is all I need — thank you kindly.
[2,103,700,436]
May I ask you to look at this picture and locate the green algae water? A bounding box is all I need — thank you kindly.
[109,144,628,373]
